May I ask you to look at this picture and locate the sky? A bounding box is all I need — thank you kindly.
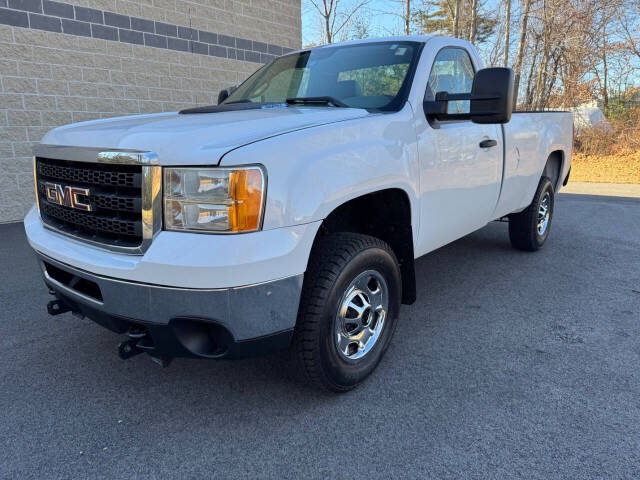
[301,0,640,91]
[302,0,404,46]
[301,0,503,47]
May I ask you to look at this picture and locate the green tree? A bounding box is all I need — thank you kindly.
[414,0,497,44]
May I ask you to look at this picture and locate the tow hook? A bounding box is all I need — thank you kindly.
[117,326,172,367]
[47,299,72,316]
[117,338,143,360]
[117,325,146,360]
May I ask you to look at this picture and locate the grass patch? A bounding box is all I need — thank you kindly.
[571,106,640,183]
[571,151,640,184]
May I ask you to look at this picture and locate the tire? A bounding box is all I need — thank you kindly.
[293,232,402,392]
[508,176,555,251]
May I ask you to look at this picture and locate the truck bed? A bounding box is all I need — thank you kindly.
[493,111,574,219]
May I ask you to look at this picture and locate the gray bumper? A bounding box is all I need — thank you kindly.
[37,252,303,342]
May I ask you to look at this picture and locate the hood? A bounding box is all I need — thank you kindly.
[39,106,371,165]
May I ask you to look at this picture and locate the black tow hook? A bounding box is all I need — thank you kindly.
[118,326,146,360]
[47,299,72,316]
[117,326,173,367]
[117,338,143,360]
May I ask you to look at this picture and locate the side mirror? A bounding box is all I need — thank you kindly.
[470,67,514,124]
[423,67,514,124]
[217,86,237,105]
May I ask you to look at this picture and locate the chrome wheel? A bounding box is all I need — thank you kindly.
[537,192,550,235]
[335,270,388,360]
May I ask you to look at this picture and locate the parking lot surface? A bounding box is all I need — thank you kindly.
[1,192,639,479]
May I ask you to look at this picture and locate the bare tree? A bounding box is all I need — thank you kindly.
[524,33,541,106]
[620,0,640,67]
[345,10,372,39]
[468,0,479,43]
[512,0,533,108]
[510,0,627,110]
[405,0,411,34]
[308,0,370,43]
[621,18,640,61]
[503,0,511,66]
[411,0,638,111]
[601,17,610,111]
[453,0,461,37]
[376,0,412,35]
[593,0,627,112]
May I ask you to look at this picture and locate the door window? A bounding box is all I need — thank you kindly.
[425,48,475,114]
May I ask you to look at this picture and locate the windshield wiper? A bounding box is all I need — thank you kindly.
[286,96,347,107]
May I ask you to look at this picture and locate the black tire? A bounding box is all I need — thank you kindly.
[508,176,555,251]
[293,232,402,392]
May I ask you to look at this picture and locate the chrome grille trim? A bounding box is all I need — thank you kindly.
[34,144,159,165]
[33,144,162,255]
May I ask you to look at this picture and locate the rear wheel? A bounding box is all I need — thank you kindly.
[508,176,555,251]
[293,232,401,392]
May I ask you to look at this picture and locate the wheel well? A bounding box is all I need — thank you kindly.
[312,189,416,305]
[543,151,563,190]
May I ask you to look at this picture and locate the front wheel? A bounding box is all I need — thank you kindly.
[508,176,555,251]
[293,232,401,392]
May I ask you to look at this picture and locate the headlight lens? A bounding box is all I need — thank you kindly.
[164,167,265,233]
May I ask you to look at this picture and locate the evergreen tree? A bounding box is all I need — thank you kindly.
[414,0,497,44]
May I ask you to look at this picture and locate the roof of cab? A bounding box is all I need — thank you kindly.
[285,35,435,56]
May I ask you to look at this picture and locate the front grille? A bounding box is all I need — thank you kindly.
[36,158,143,247]
[38,161,141,188]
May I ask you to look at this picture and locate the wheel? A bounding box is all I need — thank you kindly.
[508,176,555,251]
[293,232,402,392]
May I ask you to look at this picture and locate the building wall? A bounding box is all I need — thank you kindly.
[0,0,301,222]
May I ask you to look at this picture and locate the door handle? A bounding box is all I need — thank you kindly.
[479,139,498,148]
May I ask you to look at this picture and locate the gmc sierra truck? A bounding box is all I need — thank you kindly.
[25,35,573,391]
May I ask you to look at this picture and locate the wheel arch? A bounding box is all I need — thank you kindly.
[543,150,564,191]
[310,188,416,305]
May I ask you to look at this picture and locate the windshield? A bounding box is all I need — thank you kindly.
[223,41,422,111]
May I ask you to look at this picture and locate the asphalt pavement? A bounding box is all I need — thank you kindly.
[1,191,639,479]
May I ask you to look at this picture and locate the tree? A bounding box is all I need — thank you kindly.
[620,0,640,64]
[512,0,533,108]
[405,0,411,34]
[468,0,478,43]
[621,14,640,62]
[377,0,413,35]
[302,0,640,114]
[308,0,370,43]
[347,12,372,39]
[507,0,633,111]
[591,0,627,113]
[414,0,497,44]
[503,0,511,66]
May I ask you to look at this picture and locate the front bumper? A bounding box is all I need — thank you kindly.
[37,252,303,358]
[24,206,321,289]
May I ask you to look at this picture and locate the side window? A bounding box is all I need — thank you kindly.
[425,48,475,114]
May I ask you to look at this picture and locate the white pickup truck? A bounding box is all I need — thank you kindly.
[25,35,572,391]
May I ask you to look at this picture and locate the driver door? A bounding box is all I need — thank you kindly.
[416,47,503,254]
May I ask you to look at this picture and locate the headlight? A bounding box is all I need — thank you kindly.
[163,166,265,233]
